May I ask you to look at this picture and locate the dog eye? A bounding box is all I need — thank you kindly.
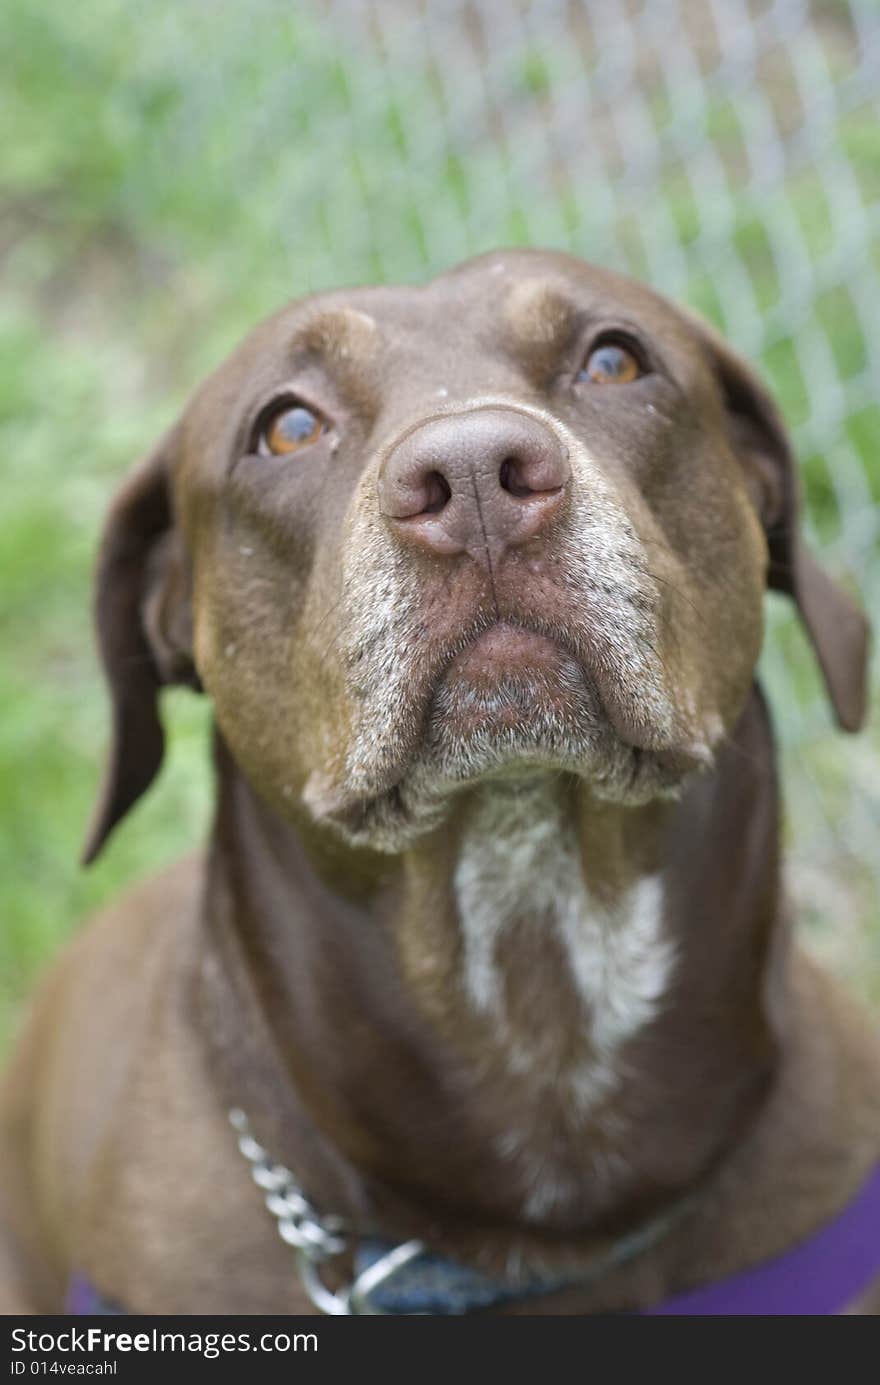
[577,342,642,385]
[259,403,326,456]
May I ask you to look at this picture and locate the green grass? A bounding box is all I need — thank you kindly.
[1,0,879,1043]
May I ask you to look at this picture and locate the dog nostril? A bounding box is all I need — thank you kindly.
[421,470,452,515]
[499,456,535,499]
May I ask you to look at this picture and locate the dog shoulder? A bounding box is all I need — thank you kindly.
[0,855,205,1306]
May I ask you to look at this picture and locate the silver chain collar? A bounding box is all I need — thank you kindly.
[228,1108,425,1315]
[230,1106,692,1315]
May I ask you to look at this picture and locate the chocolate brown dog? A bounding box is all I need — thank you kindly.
[2,249,878,1314]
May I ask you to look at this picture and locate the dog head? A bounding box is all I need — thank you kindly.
[81,249,870,861]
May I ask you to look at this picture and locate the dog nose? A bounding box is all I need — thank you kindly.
[379,408,570,564]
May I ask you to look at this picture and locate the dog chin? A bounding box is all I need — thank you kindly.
[303,678,699,854]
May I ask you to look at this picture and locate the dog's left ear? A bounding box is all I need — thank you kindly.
[701,323,870,733]
[81,424,199,865]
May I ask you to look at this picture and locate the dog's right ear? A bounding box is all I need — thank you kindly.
[81,425,199,865]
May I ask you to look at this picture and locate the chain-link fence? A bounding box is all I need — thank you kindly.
[2,0,878,1014]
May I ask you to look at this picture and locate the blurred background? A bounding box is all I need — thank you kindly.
[1,0,878,1044]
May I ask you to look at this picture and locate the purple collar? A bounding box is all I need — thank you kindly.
[643,1163,880,1315]
[68,1163,880,1316]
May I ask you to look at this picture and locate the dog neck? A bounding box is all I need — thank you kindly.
[198,686,785,1263]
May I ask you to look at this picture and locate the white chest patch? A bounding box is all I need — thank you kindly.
[454,779,674,1114]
